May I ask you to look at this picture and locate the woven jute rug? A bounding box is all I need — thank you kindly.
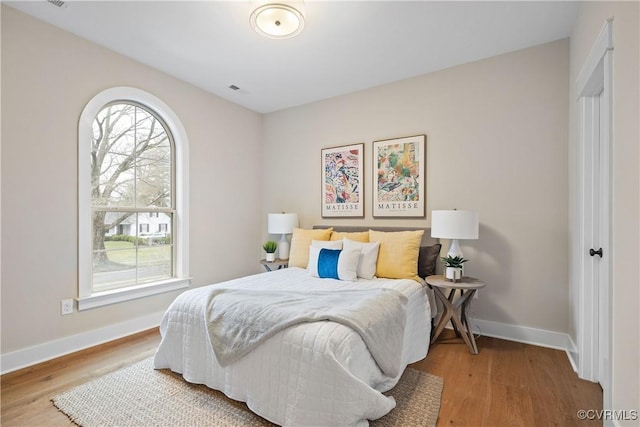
[52,357,443,427]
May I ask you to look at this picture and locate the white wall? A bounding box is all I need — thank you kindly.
[568,1,639,422]
[263,40,571,337]
[6,7,630,402]
[1,7,263,359]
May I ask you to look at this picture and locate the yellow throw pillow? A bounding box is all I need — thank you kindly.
[330,231,370,243]
[288,228,333,268]
[369,229,424,281]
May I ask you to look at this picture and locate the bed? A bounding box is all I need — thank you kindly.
[153,226,441,426]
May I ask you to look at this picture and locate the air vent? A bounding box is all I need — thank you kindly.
[229,85,240,91]
[47,0,67,8]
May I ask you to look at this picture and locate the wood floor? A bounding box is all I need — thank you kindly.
[1,328,602,427]
[412,331,602,426]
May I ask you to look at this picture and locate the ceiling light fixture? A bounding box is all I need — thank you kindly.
[250,1,305,39]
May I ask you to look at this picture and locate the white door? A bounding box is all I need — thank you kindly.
[576,19,612,412]
[584,90,610,387]
[595,90,610,399]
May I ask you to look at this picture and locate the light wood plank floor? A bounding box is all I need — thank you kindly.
[1,328,602,426]
[412,330,602,426]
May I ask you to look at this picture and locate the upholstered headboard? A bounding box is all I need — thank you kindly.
[312,225,441,278]
[313,225,438,246]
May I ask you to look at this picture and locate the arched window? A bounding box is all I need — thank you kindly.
[78,88,189,310]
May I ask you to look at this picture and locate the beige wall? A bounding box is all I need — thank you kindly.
[568,1,639,420]
[1,7,263,354]
[263,40,570,334]
[7,7,634,413]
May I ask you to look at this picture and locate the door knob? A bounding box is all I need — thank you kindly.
[589,248,603,257]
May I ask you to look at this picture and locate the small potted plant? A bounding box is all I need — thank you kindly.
[263,240,278,262]
[442,255,468,282]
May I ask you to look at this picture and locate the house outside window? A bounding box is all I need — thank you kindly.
[78,87,190,310]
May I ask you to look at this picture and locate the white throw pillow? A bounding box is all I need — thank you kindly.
[308,240,342,277]
[311,239,343,249]
[343,238,381,280]
[307,246,359,281]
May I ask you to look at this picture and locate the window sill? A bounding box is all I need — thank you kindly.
[77,278,191,311]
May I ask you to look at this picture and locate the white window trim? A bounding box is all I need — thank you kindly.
[78,87,190,310]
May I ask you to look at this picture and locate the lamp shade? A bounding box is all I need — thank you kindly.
[431,210,479,240]
[268,213,299,234]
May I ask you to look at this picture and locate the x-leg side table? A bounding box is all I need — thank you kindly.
[426,275,486,354]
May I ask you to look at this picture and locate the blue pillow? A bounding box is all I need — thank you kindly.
[307,245,359,281]
[317,248,341,279]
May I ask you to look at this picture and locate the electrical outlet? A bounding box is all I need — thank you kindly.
[61,299,74,315]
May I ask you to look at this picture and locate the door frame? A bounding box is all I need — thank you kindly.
[575,19,613,411]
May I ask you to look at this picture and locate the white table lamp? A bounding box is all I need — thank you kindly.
[430,210,479,259]
[268,213,299,260]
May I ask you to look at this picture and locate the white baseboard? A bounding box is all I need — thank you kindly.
[460,318,577,353]
[565,335,579,373]
[0,311,165,375]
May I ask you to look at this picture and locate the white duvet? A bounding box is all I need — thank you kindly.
[154,267,433,426]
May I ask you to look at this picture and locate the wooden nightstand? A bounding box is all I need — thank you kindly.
[426,275,486,354]
[259,259,288,272]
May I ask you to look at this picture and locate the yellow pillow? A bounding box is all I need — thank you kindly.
[330,231,369,243]
[369,230,424,281]
[288,228,333,268]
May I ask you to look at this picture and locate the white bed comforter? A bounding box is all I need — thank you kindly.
[154,267,432,427]
[206,288,407,377]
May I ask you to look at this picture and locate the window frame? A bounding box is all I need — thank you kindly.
[78,87,190,310]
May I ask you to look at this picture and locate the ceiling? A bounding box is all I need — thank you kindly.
[5,1,579,114]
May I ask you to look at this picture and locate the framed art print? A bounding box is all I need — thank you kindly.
[372,134,426,218]
[321,143,364,218]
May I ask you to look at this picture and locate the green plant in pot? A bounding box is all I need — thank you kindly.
[263,240,278,262]
[442,255,468,282]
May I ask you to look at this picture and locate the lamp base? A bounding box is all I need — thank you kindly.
[447,239,465,276]
[447,239,464,259]
[278,234,290,260]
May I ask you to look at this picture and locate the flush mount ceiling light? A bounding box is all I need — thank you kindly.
[250,1,305,39]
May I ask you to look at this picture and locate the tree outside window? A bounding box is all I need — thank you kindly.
[91,102,174,292]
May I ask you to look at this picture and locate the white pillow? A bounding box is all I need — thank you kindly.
[343,238,381,280]
[294,240,342,269]
[311,239,343,249]
[307,246,359,281]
